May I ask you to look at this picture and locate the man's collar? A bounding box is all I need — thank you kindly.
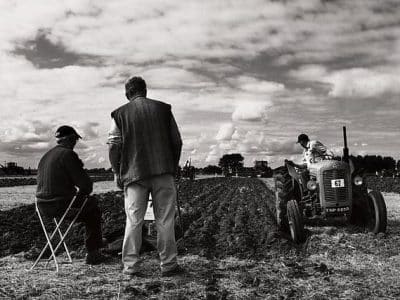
[129,95,146,101]
[56,144,74,150]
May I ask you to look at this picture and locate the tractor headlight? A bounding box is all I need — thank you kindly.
[353,175,363,186]
[307,180,317,191]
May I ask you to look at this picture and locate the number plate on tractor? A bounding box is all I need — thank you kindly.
[331,179,345,188]
[326,206,350,213]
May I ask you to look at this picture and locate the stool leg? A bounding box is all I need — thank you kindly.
[32,209,67,267]
[55,219,73,263]
[30,208,59,272]
[46,197,89,263]
[45,219,72,267]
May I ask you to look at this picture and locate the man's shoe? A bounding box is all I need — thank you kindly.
[161,265,185,277]
[122,268,145,277]
[85,251,110,265]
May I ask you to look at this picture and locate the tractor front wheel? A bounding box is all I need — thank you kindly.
[287,200,305,243]
[366,190,387,233]
[274,167,293,231]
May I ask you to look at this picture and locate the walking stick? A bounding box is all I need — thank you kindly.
[175,182,186,251]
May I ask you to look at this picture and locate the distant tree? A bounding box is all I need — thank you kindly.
[202,165,222,175]
[349,154,396,175]
[218,154,244,176]
[382,156,395,170]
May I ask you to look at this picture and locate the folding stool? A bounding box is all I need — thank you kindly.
[30,195,88,272]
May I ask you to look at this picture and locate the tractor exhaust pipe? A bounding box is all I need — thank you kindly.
[343,126,349,163]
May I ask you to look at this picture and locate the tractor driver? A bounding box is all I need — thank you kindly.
[286,134,329,186]
[297,133,328,168]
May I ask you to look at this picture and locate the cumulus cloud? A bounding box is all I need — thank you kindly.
[218,142,233,151]
[215,123,236,141]
[26,142,51,150]
[141,67,215,90]
[0,118,104,168]
[232,102,271,123]
[326,68,400,98]
[263,140,301,156]
[206,144,220,163]
[182,139,197,152]
[290,65,400,99]
[0,120,53,144]
[205,154,219,164]
[230,76,285,94]
[84,152,97,162]
[237,143,259,154]
[289,64,328,82]
[231,130,240,140]
[74,121,100,139]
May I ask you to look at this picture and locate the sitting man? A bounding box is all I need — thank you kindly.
[286,134,329,186]
[36,125,108,265]
[297,133,329,167]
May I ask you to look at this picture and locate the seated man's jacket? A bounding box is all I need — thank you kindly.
[36,145,93,205]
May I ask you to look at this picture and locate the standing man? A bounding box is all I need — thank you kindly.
[108,76,183,277]
[36,125,108,265]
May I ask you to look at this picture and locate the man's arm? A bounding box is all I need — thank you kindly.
[108,144,121,174]
[286,159,307,169]
[169,111,182,171]
[107,118,122,173]
[311,141,327,156]
[107,117,123,188]
[64,151,93,196]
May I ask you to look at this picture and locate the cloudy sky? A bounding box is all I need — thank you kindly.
[1,0,400,169]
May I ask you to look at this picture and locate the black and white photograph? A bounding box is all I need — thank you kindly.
[0,0,400,299]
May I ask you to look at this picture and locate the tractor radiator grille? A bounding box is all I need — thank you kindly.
[322,169,349,204]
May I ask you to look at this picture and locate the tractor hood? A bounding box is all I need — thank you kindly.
[308,160,349,177]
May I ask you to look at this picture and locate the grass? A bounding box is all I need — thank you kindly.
[1,191,400,299]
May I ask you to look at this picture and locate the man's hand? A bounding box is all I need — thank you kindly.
[114,173,123,190]
[285,159,294,166]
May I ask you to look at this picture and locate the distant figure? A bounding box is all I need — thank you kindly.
[297,133,328,167]
[36,125,108,265]
[108,76,183,277]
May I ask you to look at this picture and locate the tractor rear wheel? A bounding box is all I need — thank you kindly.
[274,167,293,231]
[287,200,305,243]
[367,190,387,233]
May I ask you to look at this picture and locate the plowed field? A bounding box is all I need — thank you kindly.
[1,177,400,299]
[0,178,282,259]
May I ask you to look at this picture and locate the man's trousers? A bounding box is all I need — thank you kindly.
[122,174,178,273]
[38,195,103,252]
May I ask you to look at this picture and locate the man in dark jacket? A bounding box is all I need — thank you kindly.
[36,125,107,265]
[108,76,183,277]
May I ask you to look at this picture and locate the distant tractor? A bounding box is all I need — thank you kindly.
[254,160,273,178]
[0,162,27,176]
[274,127,387,243]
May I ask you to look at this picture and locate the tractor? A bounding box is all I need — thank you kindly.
[274,127,387,243]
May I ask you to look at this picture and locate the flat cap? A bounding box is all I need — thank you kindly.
[55,125,82,139]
